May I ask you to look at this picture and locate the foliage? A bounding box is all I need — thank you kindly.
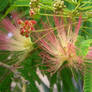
[0,0,92,92]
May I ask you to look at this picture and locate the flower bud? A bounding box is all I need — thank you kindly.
[17,19,23,24]
[25,34,29,37]
[29,9,35,16]
[30,20,37,24]
[25,20,29,25]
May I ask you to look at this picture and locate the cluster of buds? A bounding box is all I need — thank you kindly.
[29,0,40,16]
[17,19,36,37]
[53,0,66,14]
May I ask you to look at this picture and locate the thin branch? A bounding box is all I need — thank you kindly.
[0,62,10,70]
[21,77,26,92]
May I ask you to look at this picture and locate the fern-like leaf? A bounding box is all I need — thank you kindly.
[84,62,92,92]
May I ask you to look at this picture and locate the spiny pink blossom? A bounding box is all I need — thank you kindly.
[34,16,91,74]
[0,14,33,62]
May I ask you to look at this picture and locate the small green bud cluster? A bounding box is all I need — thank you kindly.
[29,0,40,16]
[53,0,66,14]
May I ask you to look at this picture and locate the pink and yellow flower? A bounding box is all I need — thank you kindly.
[34,16,92,74]
[0,14,33,63]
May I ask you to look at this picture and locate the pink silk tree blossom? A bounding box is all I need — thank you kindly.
[0,14,33,63]
[33,16,92,74]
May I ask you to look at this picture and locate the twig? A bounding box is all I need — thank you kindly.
[0,62,27,92]
[0,62,10,70]
[21,77,26,92]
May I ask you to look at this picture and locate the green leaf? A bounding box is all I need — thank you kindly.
[0,2,15,21]
[0,0,8,12]
[40,0,53,5]
[84,63,92,92]
[82,21,92,39]
[0,0,30,21]
[61,68,78,92]
[19,50,41,92]
[79,39,92,56]
[0,67,12,92]
[49,73,57,92]
[76,36,92,56]
[64,1,75,10]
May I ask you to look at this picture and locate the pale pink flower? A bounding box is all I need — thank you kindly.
[0,14,33,63]
[33,16,86,74]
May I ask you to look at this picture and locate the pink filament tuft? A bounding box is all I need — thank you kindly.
[75,15,82,35]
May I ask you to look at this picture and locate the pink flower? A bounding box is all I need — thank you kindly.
[34,16,84,74]
[0,14,33,63]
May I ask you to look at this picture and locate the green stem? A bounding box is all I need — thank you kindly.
[79,6,92,10]
[37,13,71,17]
[72,2,80,13]
[0,62,10,69]
[13,5,29,7]
[79,1,92,8]
[39,3,53,10]
[21,77,26,92]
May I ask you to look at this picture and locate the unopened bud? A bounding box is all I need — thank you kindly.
[18,19,36,38]
[30,20,37,24]
[25,20,30,25]
[30,9,35,16]
[30,26,34,31]
[25,34,29,37]
[17,19,23,25]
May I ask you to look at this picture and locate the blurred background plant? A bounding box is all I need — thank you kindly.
[0,0,92,92]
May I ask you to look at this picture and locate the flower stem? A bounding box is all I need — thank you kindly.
[21,77,26,92]
[0,62,10,70]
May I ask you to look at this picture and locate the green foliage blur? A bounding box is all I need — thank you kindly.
[0,0,92,92]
